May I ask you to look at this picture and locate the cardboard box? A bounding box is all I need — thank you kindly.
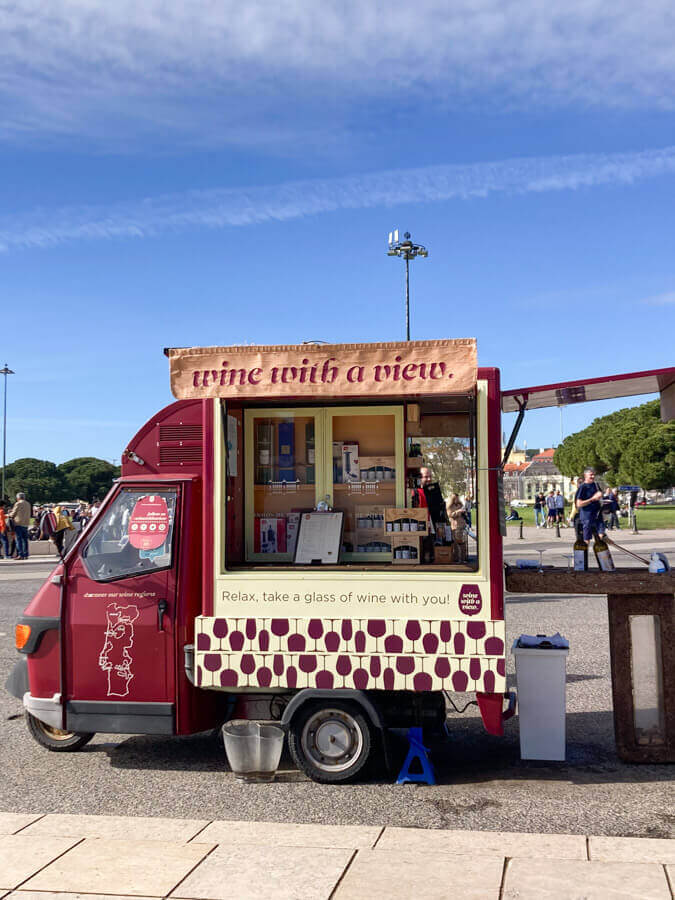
[256,516,287,554]
[332,441,344,483]
[359,456,396,482]
[286,512,301,556]
[433,544,454,564]
[354,505,385,531]
[385,507,428,534]
[342,531,391,556]
[341,443,360,483]
[391,532,421,564]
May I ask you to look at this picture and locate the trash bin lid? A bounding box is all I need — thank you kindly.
[516,632,569,650]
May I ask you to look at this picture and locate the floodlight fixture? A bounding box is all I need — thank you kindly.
[386,230,429,341]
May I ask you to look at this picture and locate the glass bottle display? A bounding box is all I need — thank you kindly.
[593,533,615,571]
[573,535,588,571]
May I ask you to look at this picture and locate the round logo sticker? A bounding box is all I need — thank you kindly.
[458,584,482,616]
[128,495,169,551]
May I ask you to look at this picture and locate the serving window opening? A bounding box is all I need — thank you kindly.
[223,394,478,570]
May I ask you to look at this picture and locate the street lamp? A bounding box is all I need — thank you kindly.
[387,230,428,341]
[1,364,15,503]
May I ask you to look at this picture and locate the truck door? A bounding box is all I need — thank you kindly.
[64,486,181,733]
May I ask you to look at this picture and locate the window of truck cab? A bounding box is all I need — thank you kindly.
[221,393,479,571]
[81,488,177,582]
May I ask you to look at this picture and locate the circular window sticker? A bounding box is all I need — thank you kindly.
[128,495,169,550]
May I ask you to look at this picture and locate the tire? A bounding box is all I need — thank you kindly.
[26,713,95,752]
[288,701,374,784]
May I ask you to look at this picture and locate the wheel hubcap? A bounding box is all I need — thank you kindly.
[301,709,363,773]
[41,723,75,740]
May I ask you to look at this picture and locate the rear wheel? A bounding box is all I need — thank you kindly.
[26,713,94,751]
[288,701,374,784]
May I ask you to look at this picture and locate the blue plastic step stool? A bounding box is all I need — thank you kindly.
[396,726,436,785]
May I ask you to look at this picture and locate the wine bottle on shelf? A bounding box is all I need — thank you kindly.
[573,535,588,571]
[593,532,615,572]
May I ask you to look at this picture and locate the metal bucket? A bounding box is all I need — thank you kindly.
[222,721,285,783]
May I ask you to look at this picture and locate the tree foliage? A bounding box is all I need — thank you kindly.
[554,400,674,490]
[2,457,120,504]
[3,458,67,504]
[57,457,121,502]
[419,437,471,499]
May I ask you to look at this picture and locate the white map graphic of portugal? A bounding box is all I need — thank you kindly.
[98,603,140,697]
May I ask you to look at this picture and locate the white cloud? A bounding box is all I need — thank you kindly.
[641,291,675,305]
[1,145,674,252]
[2,0,675,145]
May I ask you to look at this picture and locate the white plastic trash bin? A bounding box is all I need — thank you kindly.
[512,634,569,761]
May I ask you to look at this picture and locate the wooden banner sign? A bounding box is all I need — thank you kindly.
[167,339,477,400]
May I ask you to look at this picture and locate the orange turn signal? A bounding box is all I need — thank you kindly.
[15,624,31,650]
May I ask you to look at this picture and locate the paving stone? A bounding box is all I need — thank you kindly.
[21,838,214,897]
[12,894,160,900]
[589,835,675,864]
[377,827,586,860]
[21,814,209,843]
[171,844,353,900]
[503,858,671,899]
[197,820,381,849]
[0,814,43,836]
[0,835,81,890]
[334,848,504,899]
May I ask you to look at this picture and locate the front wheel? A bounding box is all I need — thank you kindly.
[288,701,374,784]
[26,713,95,752]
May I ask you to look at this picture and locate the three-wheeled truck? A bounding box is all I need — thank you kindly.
[6,340,675,780]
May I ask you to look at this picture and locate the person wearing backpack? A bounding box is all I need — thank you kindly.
[51,505,75,555]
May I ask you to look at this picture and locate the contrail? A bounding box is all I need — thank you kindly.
[2,146,674,252]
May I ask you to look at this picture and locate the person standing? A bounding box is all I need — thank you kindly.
[51,505,75,556]
[575,467,605,541]
[0,503,9,559]
[533,493,544,528]
[545,490,557,527]
[555,490,565,525]
[9,492,31,560]
[447,494,468,563]
[609,488,621,529]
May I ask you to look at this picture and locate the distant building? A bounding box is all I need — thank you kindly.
[501,447,574,503]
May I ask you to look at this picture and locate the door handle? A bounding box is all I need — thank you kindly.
[157,599,168,632]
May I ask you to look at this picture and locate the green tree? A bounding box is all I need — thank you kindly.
[3,458,67,504]
[419,437,471,499]
[58,457,121,501]
[554,400,674,490]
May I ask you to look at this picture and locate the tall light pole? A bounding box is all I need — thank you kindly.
[1,364,15,503]
[387,230,428,341]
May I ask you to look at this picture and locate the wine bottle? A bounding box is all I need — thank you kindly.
[593,533,615,572]
[573,535,588,571]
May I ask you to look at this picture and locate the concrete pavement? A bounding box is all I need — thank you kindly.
[0,813,673,899]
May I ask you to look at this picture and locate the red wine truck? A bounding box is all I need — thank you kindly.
[6,341,674,781]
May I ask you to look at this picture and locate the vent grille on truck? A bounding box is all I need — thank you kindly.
[158,445,203,464]
[159,425,202,442]
[157,423,203,467]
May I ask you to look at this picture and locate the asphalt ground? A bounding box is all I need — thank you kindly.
[1,531,673,838]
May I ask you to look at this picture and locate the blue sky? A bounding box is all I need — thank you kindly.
[2,0,674,465]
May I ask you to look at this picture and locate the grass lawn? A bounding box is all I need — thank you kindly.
[505,505,675,530]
